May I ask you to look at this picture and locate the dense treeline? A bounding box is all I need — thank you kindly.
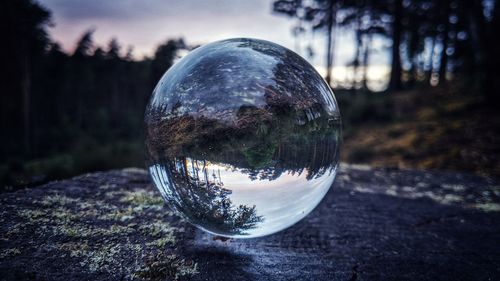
[0,0,186,185]
[1,0,499,185]
[273,0,500,100]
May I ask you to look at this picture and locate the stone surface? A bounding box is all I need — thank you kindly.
[0,165,499,280]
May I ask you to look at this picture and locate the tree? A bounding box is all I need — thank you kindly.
[0,0,51,157]
[160,158,264,236]
[106,38,121,60]
[73,29,95,58]
[271,0,499,93]
[151,39,186,88]
[274,0,395,89]
[273,0,341,86]
[437,0,451,85]
[388,0,403,90]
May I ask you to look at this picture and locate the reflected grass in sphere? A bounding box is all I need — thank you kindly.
[145,38,341,238]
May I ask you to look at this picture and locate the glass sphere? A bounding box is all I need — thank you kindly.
[145,38,341,238]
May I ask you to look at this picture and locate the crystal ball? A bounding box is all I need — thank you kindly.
[145,38,341,238]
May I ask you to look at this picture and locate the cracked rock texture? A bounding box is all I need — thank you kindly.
[0,165,499,280]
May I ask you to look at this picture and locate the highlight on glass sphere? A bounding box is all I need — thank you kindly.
[145,38,341,238]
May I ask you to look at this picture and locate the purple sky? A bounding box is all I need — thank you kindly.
[39,0,298,57]
[38,0,390,89]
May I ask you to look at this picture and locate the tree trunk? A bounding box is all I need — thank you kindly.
[426,37,436,85]
[389,0,403,91]
[483,0,500,105]
[22,54,31,155]
[407,19,420,86]
[352,13,362,90]
[324,0,336,87]
[362,35,371,90]
[438,0,451,85]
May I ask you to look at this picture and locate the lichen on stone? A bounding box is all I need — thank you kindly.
[0,170,199,280]
[134,252,198,281]
[120,190,165,207]
[146,235,176,248]
[0,248,21,259]
[37,193,80,206]
[139,220,177,238]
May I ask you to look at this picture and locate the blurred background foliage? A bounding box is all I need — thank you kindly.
[1,0,499,189]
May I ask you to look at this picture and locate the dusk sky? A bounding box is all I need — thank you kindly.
[38,0,390,88]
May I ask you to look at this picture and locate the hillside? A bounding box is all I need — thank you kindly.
[341,85,500,177]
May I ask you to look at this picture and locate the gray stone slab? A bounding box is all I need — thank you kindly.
[0,165,499,280]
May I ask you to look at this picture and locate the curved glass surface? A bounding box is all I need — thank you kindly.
[145,38,341,238]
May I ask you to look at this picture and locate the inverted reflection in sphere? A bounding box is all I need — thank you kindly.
[145,38,341,238]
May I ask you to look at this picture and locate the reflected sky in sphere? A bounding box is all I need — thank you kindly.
[145,38,341,238]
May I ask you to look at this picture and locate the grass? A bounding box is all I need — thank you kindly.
[1,139,144,190]
[341,85,500,177]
